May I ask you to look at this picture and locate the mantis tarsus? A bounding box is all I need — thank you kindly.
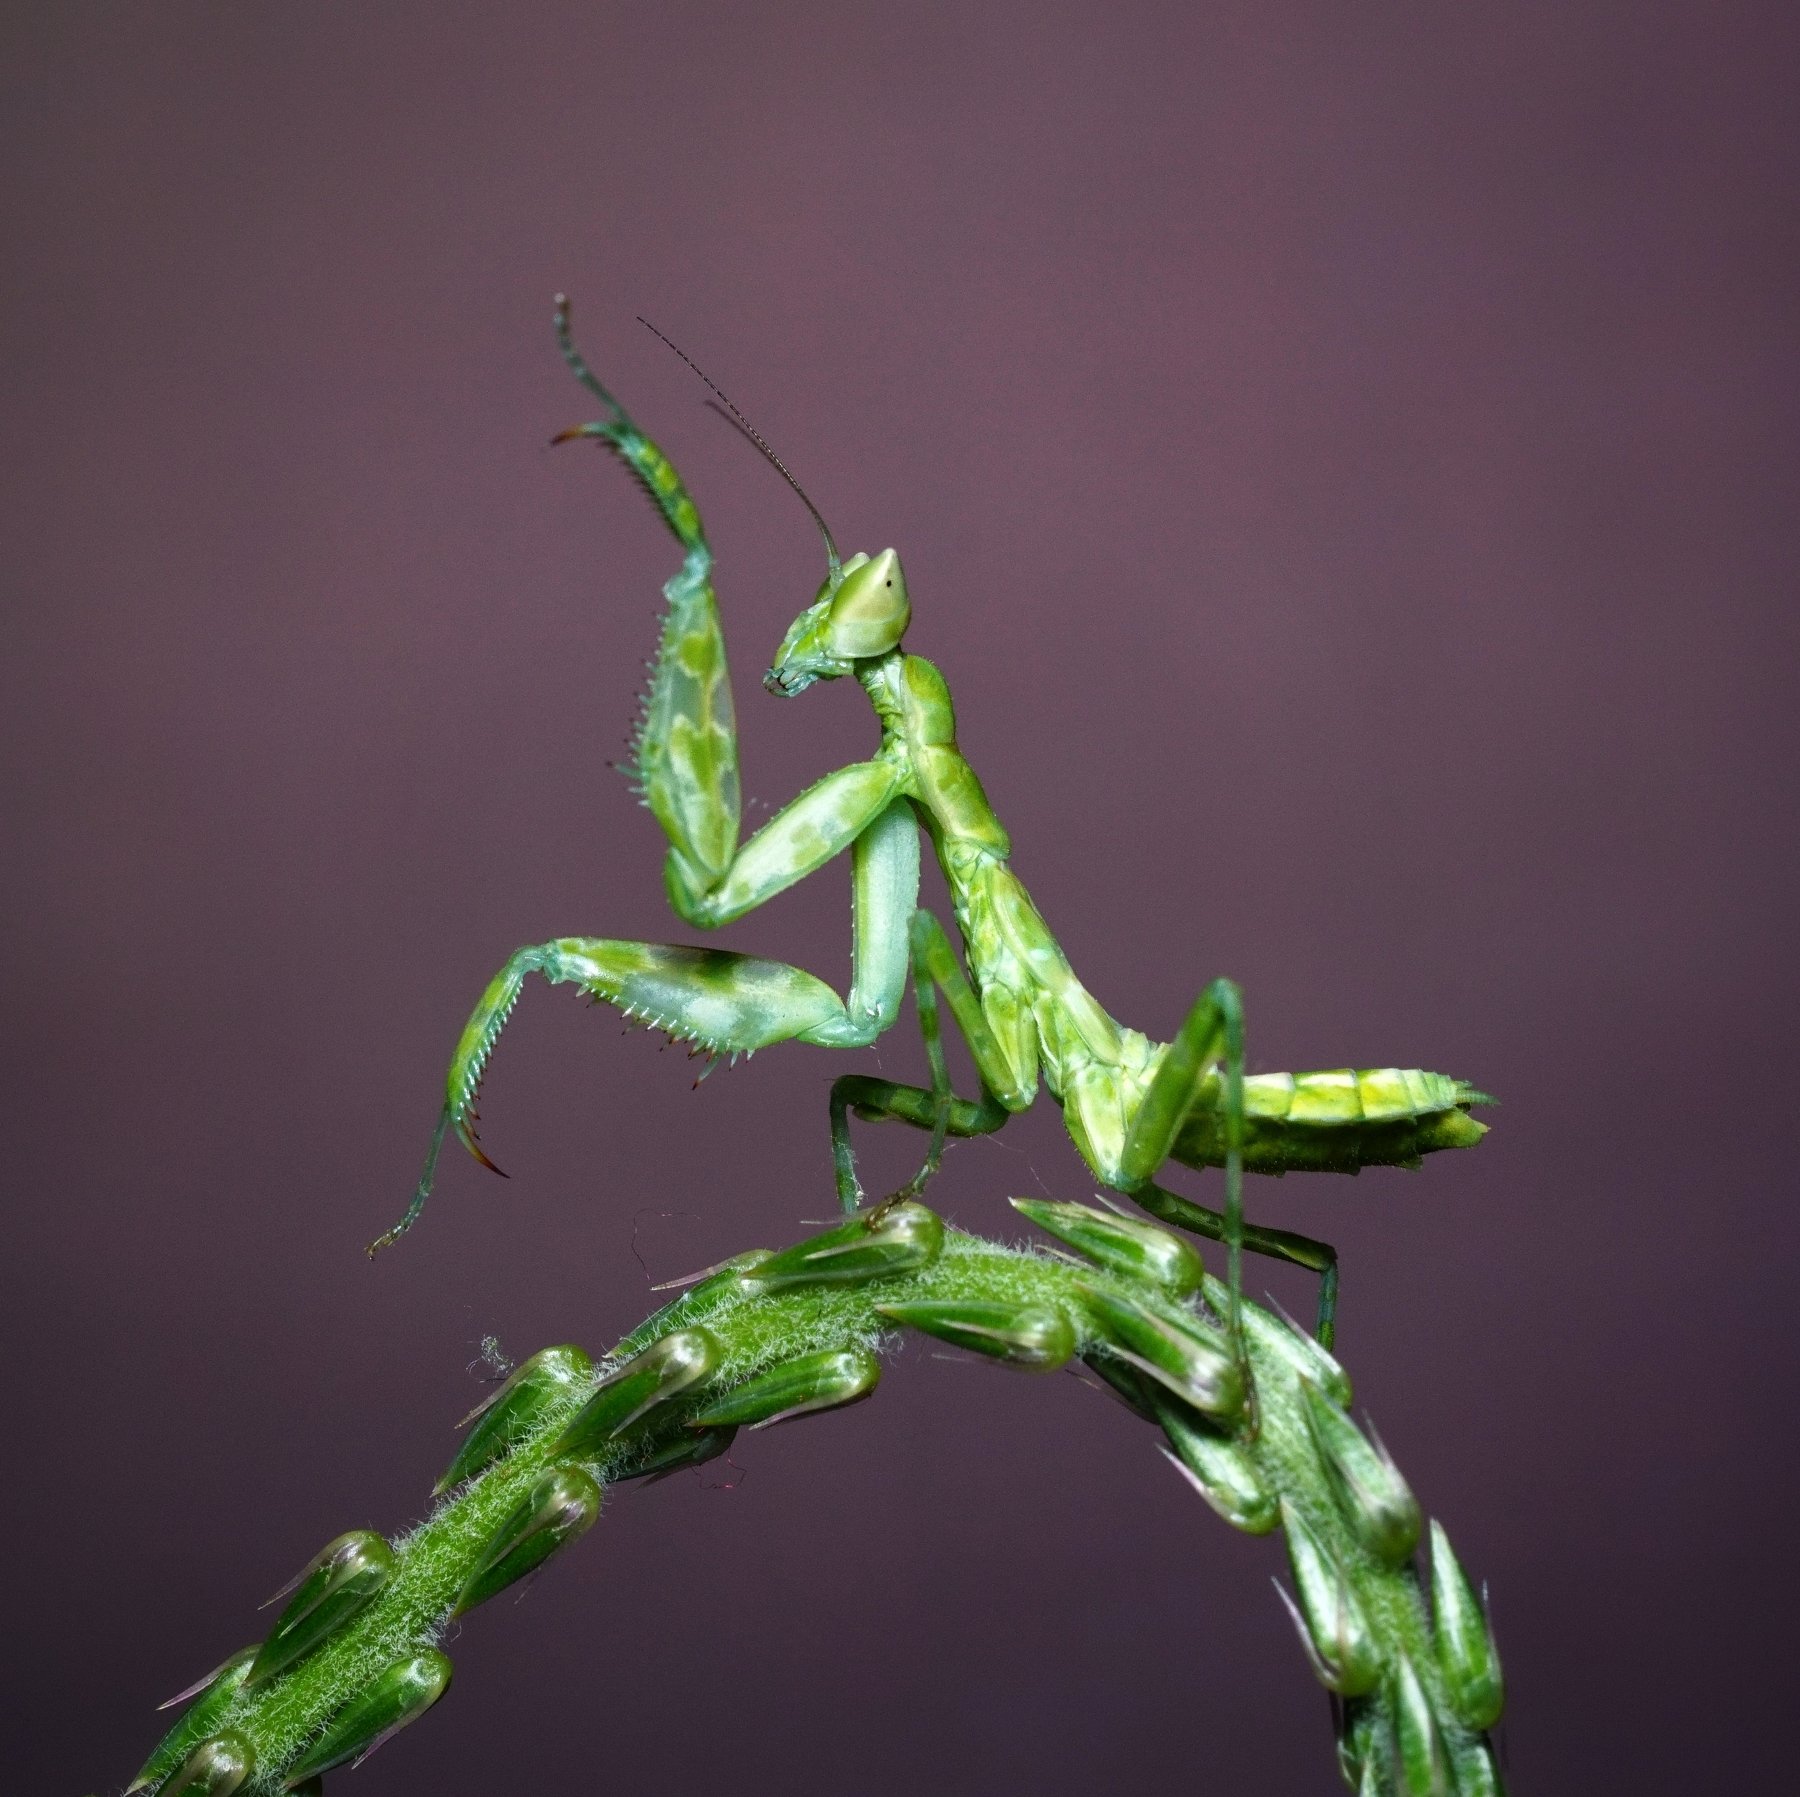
[374,299,1490,1350]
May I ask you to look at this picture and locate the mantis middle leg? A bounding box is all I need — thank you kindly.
[830,910,1032,1212]
[1116,979,1341,1350]
[828,911,1020,1212]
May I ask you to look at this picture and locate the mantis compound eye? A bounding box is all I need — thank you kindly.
[825,547,910,658]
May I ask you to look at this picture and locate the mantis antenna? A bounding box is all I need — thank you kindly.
[635,315,842,576]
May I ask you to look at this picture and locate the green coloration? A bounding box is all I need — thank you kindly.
[1391,1651,1451,1796]
[1152,1389,1279,1534]
[1297,1379,1422,1568]
[129,1651,256,1794]
[689,1344,881,1427]
[1077,1281,1245,1418]
[548,1327,719,1457]
[734,1199,942,1292]
[873,1296,1076,1369]
[1278,1497,1385,1695]
[377,301,1493,1354]
[434,1344,594,1494]
[1009,1195,1206,1295]
[157,1733,253,1796]
[615,1422,738,1480]
[279,1649,451,1787]
[125,1206,1501,1793]
[1428,1520,1505,1730]
[454,1465,601,1613]
[248,1532,394,1687]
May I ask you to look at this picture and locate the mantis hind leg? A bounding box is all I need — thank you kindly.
[1131,1181,1340,1352]
[1116,978,1342,1352]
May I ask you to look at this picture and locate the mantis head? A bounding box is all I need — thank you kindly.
[620,319,911,695]
[764,548,910,696]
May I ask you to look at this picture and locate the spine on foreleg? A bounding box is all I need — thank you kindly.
[594,424,741,892]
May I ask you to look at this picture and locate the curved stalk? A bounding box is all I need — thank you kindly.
[127,1203,1503,1795]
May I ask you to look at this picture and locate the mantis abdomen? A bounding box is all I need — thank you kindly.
[1173,1068,1489,1175]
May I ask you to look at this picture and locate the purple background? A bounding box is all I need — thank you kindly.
[6,4,1797,1790]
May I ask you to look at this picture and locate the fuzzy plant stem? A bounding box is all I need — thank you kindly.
[128,1201,1504,1796]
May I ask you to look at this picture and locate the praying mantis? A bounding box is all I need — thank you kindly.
[373,299,1490,1349]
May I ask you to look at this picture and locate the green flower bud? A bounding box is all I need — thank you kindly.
[1010,1197,1205,1295]
[1335,1703,1383,1795]
[248,1530,395,1686]
[692,1346,882,1427]
[549,1327,720,1458]
[1077,1284,1244,1418]
[1391,1651,1450,1797]
[1239,1301,1353,1406]
[454,1465,602,1614]
[875,1298,1076,1370]
[1297,1381,1420,1567]
[1078,1348,1160,1420]
[1278,1500,1383,1695]
[1428,1520,1504,1729]
[281,1648,452,1787]
[612,1250,775,1359]
[129,1648,256,1794]
[157,1732,253,1797]
[1151,1391,1277,1533]
[434,1344,595,1494]
[1449,1738,1503,1797]
[736,1202,943,1293]
[617,1423,737,1482]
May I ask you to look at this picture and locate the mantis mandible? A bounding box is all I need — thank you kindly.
[374,300,1490,1349]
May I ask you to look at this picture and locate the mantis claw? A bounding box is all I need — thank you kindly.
[455,1118,508,1179]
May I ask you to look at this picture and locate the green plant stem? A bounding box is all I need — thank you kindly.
[132,1217,1502,1795]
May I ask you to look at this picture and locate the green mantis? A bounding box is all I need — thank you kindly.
[373,299,1490,1349]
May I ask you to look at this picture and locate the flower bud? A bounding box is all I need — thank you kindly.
[612,1250,775,1359]
[454,1466,602,1614]
[549,1328,720,1458]
[129,1648,256,1794]
[1239,1301,1352,1406]
[1449,1738,1502,1797]
[1078,1284,1244,1418]
[1391,1651,1450,1797]
[1297,1381,1420,1567]
[736,1202,943,1293]
[1152,1392,1277,1533]
[281,1648,452,1786]
[435,1344,595,1494]
[875,1298,1076,1370]
[249,1530,394,1686]
[1428,1520,1504,1729]
[1277,1500,1383,1695]
[1335,1704,1383,1796]
[158,1732,254,1797]
[618,1423,737,1482]
[692,1346,882,1427]
[1078,1349,1160,1420]
[1009,1197,1205,1295]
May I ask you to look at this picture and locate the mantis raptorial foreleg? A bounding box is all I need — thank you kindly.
[371,774,921,1252]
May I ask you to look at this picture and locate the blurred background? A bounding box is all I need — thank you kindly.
[5,3,1796,1790]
